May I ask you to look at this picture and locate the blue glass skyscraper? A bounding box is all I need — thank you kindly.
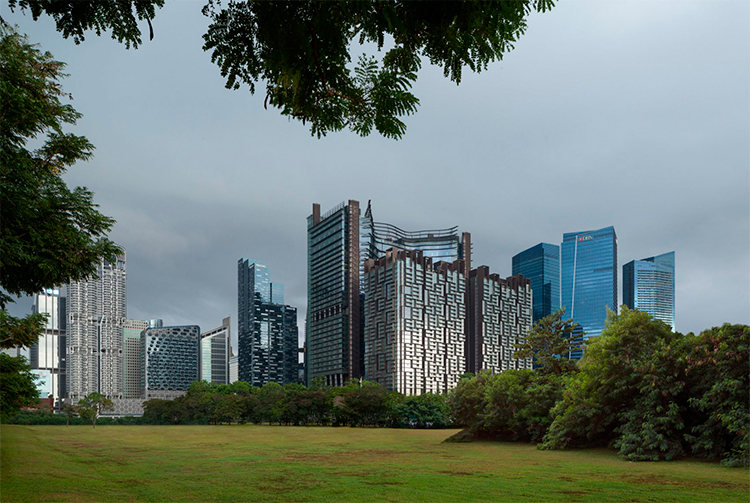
[512,243,560,324]
[561,226,617,358]
[623,251,675,331]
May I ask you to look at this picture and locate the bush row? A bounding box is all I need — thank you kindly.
[6,381,451,429]
[141,380,450,428]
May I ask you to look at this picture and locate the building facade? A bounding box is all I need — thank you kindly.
[67,250,127,401]
[307,201,363,386]
[238,259,299,386]
[360,200,472,281]
[30,288,66,407]
[467,268,533,374]
[561,227,617,358]
[228,354,238,384]
[363,249,466,395]
[141,325,200,400]
[512,243,559,324]
[307,200,471,386]
[122,319,148,398]
[623,251,675,331]
[201,317,231,384]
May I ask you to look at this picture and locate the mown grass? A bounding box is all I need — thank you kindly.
[1,425,747,502]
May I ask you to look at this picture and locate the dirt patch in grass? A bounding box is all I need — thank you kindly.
[364,480,405,486]
[282,449,404,464]
[56,440,99,449]
[623,474,744,490]
[256,475,323,493]
[437,470,474,476]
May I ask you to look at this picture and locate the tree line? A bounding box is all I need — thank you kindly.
[7,379,451,430]
[142,379,450,429]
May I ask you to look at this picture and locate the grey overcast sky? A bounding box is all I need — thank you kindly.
[6,1,749,350]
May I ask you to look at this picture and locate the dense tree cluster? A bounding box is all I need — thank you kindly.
[140,379,449,428]
[448,308,749,466]
[447,309,580,443]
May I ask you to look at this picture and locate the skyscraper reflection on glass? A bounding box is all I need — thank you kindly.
[623,252,675,331]
[561,226,617,358]
[512,243,560,324]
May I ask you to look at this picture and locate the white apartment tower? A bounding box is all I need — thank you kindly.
[467,268,533,374]
[364,249,467,395]
[67,249,127,401]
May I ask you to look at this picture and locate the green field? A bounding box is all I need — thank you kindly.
[1,425,747,502]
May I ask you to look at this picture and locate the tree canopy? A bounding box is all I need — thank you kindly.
[0,24,120,330]
[7,0,555,139]
[76,392,114,428]
[514,308,582,375]
[6,0,165,48]
[0,353,39,420]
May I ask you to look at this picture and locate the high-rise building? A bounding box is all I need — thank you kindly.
[228,354,238,384]
[238,259,299,386]
[67,250,127,401]
[201,317,231,384]
[363,249,466,395]
[141,325,200,400]
[122,319,148,398]
[307,201,363,386]
[30,288,66,407]
[561,227,617,358]
[512,243,560,324]
[307,200,470,386]
[467,268,533,374]
[623,252,675,331]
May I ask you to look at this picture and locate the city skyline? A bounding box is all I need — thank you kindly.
[4,1,748,340]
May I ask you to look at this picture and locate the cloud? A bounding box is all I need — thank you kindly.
[5,0,748,345]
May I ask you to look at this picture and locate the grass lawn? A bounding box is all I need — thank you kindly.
[1,425,747,502]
